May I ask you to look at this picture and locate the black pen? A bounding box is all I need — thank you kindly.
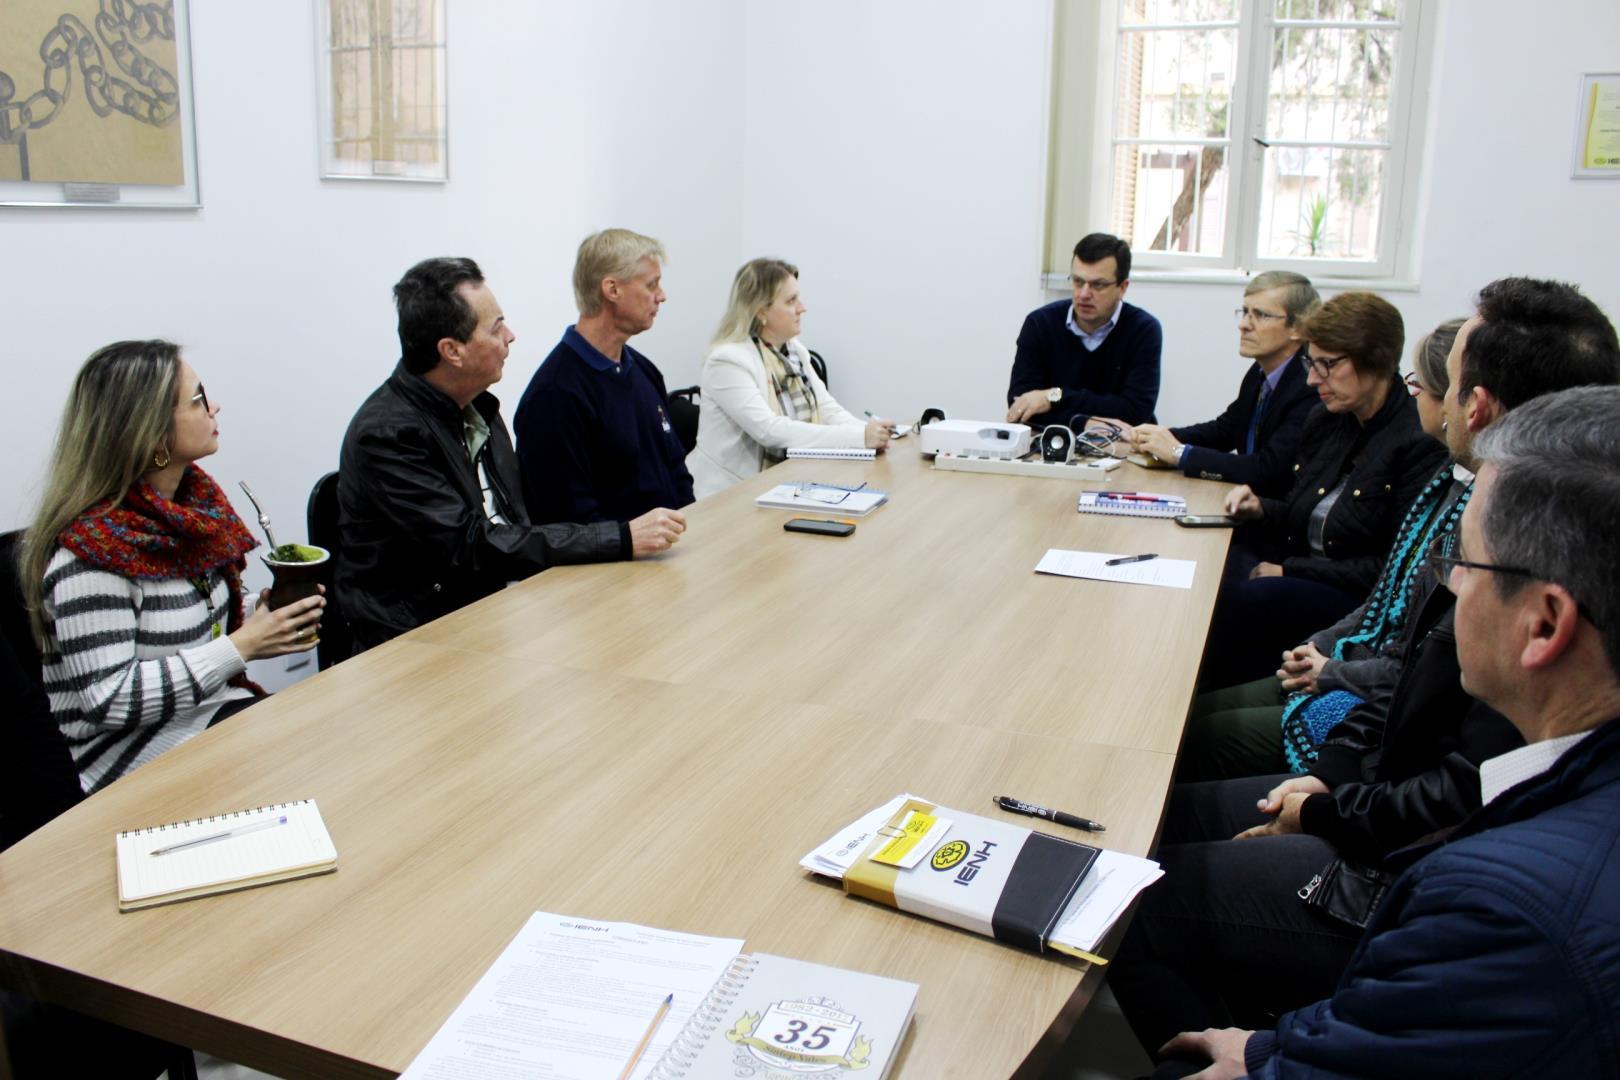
[1105,553,1158,566]
[994,795,1105,833]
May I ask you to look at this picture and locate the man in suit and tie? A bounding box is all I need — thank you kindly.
[1129,271,1320,497]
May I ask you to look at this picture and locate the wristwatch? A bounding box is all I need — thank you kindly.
[1046,387,1063,404]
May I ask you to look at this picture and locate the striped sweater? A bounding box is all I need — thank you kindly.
[41,547,252,794]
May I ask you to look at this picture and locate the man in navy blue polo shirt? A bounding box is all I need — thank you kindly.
[515,229,696,525]
[1006,232,1162,428]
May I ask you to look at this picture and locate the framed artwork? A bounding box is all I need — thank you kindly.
[315,0,448,182]
[0,0,200,208]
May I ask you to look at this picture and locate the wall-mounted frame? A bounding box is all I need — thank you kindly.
[0,0,200,208]
[315,0,448,182]
[1572,72,1620,180]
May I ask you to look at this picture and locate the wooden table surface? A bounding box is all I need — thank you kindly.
[0,449,1231,1079]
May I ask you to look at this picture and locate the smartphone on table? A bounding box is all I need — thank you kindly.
[784,517,856,537]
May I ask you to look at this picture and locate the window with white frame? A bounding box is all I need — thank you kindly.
[1047,0,1430,280]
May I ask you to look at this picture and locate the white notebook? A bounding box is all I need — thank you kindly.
[756,482,889,516]
[115,800,337,911]
[649,953,917,1080]
[786,447,877,460]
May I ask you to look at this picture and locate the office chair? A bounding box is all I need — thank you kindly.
[0,534,200,1080]
[306,472,353,670]
[667,387,700,454]
[808,349,829,389]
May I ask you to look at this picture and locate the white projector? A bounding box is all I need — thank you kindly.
[918,420,1032,460]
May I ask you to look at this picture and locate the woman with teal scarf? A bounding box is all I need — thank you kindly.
[1179,319,1467,781]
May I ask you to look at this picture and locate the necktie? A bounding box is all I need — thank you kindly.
[1245,378,1273,455]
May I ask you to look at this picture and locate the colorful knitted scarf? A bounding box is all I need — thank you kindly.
[1279,465,1473,772]
[59,465,260,637]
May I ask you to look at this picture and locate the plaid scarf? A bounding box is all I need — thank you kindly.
[58,465,259,638]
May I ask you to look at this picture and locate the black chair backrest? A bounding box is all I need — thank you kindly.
[808,349,829,389]
[306,472,354,670]
[0,530,41,682]
[668,386,700,454]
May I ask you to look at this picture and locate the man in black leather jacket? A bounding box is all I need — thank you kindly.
[336,257,687,653]
[1107,277,1620,1060]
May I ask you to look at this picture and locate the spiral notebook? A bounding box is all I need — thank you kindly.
[1077,491,1186,518]
[786,447,877,460]
[650,952,916,1080]
[115,800,337,911]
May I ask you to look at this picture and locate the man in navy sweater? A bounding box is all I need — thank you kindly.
[1006,232,1161,427]
[1152,386,1620,1079]
[515,229,696,526]
[1128,272,1319,497]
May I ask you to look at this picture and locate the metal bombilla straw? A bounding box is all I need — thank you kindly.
[238,481,281,554]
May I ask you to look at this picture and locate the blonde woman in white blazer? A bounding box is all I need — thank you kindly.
[687,258,895,499]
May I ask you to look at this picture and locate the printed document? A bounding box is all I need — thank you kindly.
[398,910,743,1080]
[1035,549,1196,590]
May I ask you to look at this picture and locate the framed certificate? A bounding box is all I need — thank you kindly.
[1572,72,1620,179]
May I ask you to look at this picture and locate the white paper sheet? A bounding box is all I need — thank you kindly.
[1051,849,1165,952]
[799,794,922,879]
[397,911,744,1080]
[1035,549,1196,590]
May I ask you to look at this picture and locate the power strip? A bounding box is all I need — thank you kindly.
[932,452,1123,479]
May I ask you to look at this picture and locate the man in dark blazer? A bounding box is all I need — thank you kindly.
[1130,271,1320,497]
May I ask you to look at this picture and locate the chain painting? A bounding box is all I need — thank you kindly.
[0,0,186,189]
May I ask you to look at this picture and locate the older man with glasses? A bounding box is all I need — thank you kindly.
[1122,272,1320,497]
[1104,278,1620,1068]
[1006,232,1162,428]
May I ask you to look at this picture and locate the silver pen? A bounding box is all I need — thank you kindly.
[150,815,288,857]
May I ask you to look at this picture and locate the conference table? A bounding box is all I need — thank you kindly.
[0,446,1233,1079]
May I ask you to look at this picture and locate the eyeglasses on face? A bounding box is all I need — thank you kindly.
[1069,275,1119,292]
[1234,306,1287,325]
[189,383,211,412]
[1403,371,1429,397]
[1305,353,1352,378]
[1425,534,1537,592]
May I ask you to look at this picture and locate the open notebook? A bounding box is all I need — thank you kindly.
[115,799,337,911]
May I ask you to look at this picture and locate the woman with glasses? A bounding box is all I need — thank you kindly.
[1180,319,1466,781]
[1196,292,1449,694]
[16,340,324,793]
[687,259,895,499]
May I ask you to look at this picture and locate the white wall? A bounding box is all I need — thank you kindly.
[739,1,1055,422]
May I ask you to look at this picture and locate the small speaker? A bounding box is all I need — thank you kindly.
[1040,425,1074,463]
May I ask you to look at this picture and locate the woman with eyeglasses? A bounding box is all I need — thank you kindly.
[16,340,324,794]
[1197,292,1449,693]
[1179,319,1467,781]
[686,258,896,499]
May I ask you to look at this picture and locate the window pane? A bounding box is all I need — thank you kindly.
[1113,143,1229,255]
[1267,25,1398,145]
[1112,1,1237,258]
[1273,0,1397,22]
[1258,3,1400,263]
[1115,28,1236,141]
[1123,0,1238,25]
[1256,145,1385,259]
